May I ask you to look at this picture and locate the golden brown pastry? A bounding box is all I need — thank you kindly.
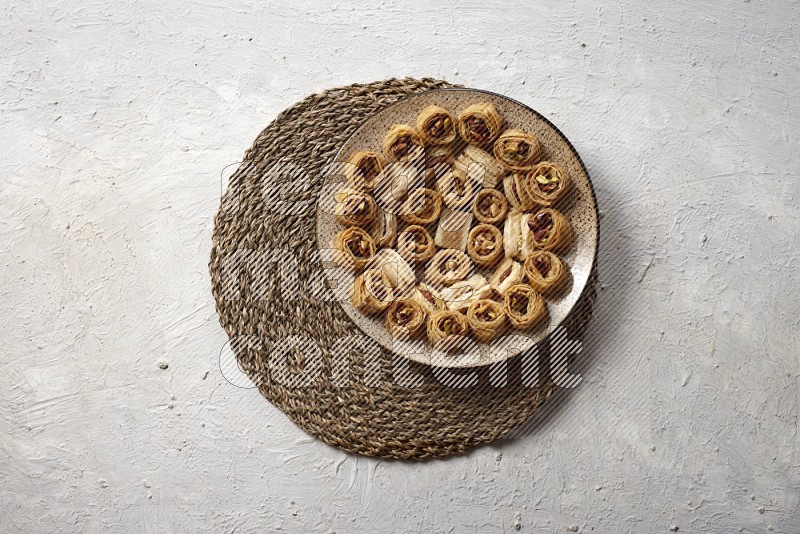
[502,210,525,259]
[425,248,473,287]
[434,208,472,250]
[411,283,447,314]
[457,102,503,146]
[436,168,475,210]
[467,224,504,267]
[489,257,524,296]
[523,250,567,295]
[345,151,386,192]
[396,225,436,264]
[386,299,427,338]
[454,145,505,188]
[523,208,572,253]
[427,310,470,348]
[333,226,376,270]
[439,274,492,313]
[334,187,379,227]
[351,268,393,314]
[503,172,535,212]
[367,210,397,248]
[493,129,543,171]
[368,248,416,299]
[503,283,548,330]
[424,145,454,185]
[400,188,442,225]
[372,162,418,211]
[383,124,424,162]
[472,188,508,225]
[467,299,507,343]
[523,161,572,207]
[416,105,456,145]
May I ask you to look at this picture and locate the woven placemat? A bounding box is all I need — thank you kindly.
[209,77,597,459]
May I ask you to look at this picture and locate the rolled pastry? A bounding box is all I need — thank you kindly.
[425,248,473,287]
[434,208,472,251]
[502,210,525,259]
[493,129,543,171]
[467,223,504,267]
[367,210,397,248]
[334,187,379,227]
[523,208,572,253]
[367,248,416,299]
[439,274,492,313]
[503,172,535,212]
[400,187,442,225]
[396,224,436,264]
[523,161,572,207]
[436,168,476,211]
[411,283,447,314]
[386,299,427,339]
[457,102,503,146]
[426,310,470,348]
[383,124,424,162]
[503,283,548,330]
[472,188,508,225]
[454,145,505,188]
[333,226,376,270]
[351,268,394,315]
[467,299,507,343]
[523,250,567,295]
[416,105,457,145]
[373,162,418,213]
[424,145,454,185]
[345,151,386,192]
[489,257,524,296]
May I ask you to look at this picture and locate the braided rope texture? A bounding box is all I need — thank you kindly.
[209,77,597,459]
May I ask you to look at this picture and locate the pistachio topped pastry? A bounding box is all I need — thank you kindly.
[472,188,509,225]
[523,161,571,207]
[417,105,457,145]
[467,224,504,267]
[493,129,543,171]
[383,124,424,162]
[333,226,376,270]
[458,102,503,146]
[427,309,470,349]
[400,188,443,225]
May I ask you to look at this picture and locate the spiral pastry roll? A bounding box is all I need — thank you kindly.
[434,208,472,251]
[411,283,447,315]
[503,172,535,212]
[467,299,507,343]
[503,283,548,330]
[493,129,543,171]
[333,187,378,227]
[439,274,492,313]
[472,188,508,225]
[383,124,424,163]
[467,224,504,267]
[502,210,525,259]
[351,268,394,315]
[454,145,505,188]
[333,226,376,270]
[523,208,572,253]
[436,168,476,211]
[424,145,454,185]
[396,225,436,264]
[458,102,503,146]
[524,161,572,207]
[368,248,416,299]
[386,299,427,339]
[523,250,567,295]
[345,151,386,192]
[416,105,456,145]
[425,248,473,287]
[367,210,397,248]
[489,257,524,296]
[427,310,470,349]
[400,187,442,225]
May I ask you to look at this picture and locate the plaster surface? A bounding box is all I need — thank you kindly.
[1,1,798,532]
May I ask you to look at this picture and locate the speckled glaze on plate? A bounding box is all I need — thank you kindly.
[316,88,599,368]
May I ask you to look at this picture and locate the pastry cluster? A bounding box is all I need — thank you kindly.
[332,101,574,349]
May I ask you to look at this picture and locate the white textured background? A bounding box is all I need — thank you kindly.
[2,0,798,532]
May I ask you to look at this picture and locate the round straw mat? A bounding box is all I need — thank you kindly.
[209,77,597,459]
